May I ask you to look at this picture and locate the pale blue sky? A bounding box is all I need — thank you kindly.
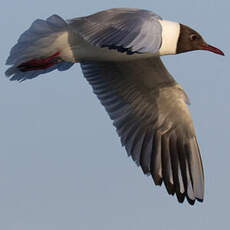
[0,0,229,229]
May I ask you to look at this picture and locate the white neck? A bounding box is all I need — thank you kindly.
[158,20,180,56]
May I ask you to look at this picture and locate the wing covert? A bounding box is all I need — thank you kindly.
[69,8,162,54]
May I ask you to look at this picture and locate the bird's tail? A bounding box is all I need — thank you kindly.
[5,15,74,81]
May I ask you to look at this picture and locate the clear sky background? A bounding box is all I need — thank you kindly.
[0,0,229,229]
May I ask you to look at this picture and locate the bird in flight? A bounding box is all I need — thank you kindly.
[5,8,224,205]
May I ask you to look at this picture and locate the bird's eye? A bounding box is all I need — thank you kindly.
[190,34,199,41]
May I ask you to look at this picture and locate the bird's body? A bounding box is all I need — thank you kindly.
[5,8,224,205]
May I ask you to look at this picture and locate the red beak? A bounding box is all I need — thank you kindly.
[201,44,225,56]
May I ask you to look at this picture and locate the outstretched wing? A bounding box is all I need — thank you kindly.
[69,8,162,54]
[80,57,204,205]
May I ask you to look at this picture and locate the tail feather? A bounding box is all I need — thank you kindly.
[5,15,74,81]
[5,62,74,82]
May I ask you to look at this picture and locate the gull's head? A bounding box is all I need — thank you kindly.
[176,24,224,56]
[158,20,224,56]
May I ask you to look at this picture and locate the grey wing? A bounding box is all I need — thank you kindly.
[68,8,162,54]
[80,57,204,205]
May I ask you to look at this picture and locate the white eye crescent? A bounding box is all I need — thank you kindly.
[190,34,199,41]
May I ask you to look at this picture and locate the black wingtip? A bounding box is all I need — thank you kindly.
[164,182,175,195]
[187,197,195,205]
[196,198,204,203]
[176,193,186,203]
[151,174,163,186]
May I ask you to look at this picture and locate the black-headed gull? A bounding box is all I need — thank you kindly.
[5,8,224,205]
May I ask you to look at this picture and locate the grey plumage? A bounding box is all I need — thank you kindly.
[80,57,204,204]
[69,8,162,54]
